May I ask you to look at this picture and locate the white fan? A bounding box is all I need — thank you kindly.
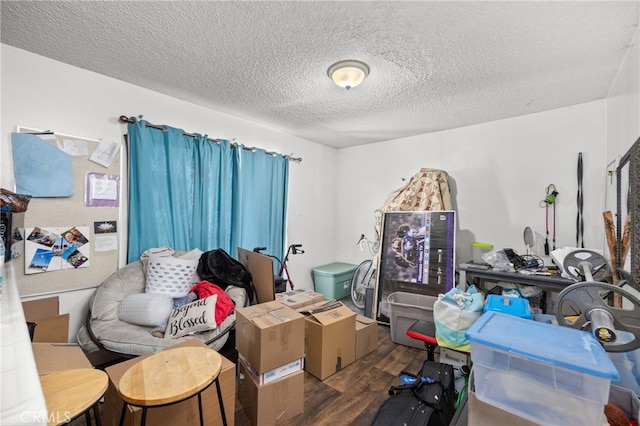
[523,226,546,257]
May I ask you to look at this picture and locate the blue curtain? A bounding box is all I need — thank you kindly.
[127,119,289,266]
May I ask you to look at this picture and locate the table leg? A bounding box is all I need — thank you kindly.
[458,270,467,290]
[215,378,228,426]
[118,403,128,426]
[94,402,102,426]
[198,392,204,426]
[141,407,147,426]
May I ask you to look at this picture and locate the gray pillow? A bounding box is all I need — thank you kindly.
[118,292,174,327]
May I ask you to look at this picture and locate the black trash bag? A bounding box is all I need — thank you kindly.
[197,248,253,302]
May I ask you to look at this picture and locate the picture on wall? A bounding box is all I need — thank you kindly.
[24,226,90,274]
[376,210,456,323]
[26,226,58,248]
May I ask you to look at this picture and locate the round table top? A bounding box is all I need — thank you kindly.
[39,368,108,426]
[118,346,222,407]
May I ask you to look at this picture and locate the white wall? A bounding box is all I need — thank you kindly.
[607,21,640,165]
[605,25,640,271]
[1,45,337,340]
[335,24,640,272]
[336,102,609,265]
[3,23,639,341]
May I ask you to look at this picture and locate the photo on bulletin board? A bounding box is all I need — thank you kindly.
[11,227,25,260]
[24,226,90,274]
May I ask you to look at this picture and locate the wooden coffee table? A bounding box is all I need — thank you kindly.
[40,368,108,426]
[117,346,226,426]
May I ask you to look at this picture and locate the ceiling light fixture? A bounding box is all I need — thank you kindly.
[327,60,369,90]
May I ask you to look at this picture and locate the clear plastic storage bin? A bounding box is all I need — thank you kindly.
[466,312,619,426]
[472,242,493,263]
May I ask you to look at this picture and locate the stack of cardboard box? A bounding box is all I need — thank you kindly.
[22,296,69,343]
[250,290,378,383]
[235,301,306,425]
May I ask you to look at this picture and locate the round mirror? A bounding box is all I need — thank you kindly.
[523,226,535,249]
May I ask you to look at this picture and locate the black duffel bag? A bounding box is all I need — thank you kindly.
[372,360,457,426]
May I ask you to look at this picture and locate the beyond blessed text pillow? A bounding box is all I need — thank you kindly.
[165,295,218,338]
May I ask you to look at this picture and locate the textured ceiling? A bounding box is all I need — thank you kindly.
[1,1,638,148]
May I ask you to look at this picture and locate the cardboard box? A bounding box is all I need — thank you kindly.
[238,353,303,385]
[238,247,276,304]
[355,314,377,360]
[102,340,235,426]
[32,343,92,375]
[237,356,304,426]
[235,301,305,373]
[22,296,69,343]
[275,289,325,310]
[468,390,536,426]
[302,300,356,380]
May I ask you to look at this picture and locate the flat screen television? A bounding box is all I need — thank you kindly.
[375,210,456,323]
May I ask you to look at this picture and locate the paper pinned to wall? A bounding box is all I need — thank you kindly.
[62,139,89,156]
[89,141,120,167]
[85,173,120,207]
[94,235,118,252]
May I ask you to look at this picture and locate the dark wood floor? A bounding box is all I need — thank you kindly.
[75,300,429,425]
[223,320,427,425]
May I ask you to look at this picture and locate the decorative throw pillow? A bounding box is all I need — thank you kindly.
[118,292,174,327]
[146,253,199,297]
[165,295,218,338]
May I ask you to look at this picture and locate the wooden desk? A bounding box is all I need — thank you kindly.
[40,368,108,426]
[118,346,225,426]
[458,265,575,312]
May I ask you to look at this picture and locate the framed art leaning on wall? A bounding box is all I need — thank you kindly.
[375,210,456,323]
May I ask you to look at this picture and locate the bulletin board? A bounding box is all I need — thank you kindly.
[11,127,122,296]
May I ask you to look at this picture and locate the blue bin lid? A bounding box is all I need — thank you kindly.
[466,311,619,380]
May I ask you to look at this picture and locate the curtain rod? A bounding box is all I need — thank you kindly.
[118,115,302,163]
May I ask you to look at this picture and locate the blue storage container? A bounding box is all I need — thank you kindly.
[465,312,619,425]
[483,294,532,319]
